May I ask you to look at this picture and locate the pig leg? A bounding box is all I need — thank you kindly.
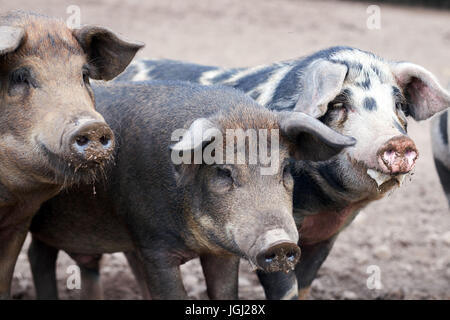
[257,235,337,300]
[256,269,298,300]
[200,254,239,300]
[139,249,187,299]
[28,237,59,299]
[125,251,151,299]
[69,253,104,300]
[294,235,338,299]
[434,158,450,206]
[0,210,30,299]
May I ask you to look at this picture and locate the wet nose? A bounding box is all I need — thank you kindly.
[69,120,114,163]
[256,242,301,273]
[378,136,418,174]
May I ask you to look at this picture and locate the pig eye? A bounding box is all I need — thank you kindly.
[216,167,232,180]
[9,67,37,89]
[323,99,348,125]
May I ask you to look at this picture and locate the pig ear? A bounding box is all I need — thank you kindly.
[294,59,348,118]
[170,118,218,153]
[390,62,450,121]
[169,118,219,185]
[73,26,144,81]
[279,111,356,161]
[0,26,24,55]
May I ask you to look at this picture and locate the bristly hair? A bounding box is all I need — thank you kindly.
[215,103,279,131]
[0,10,83,61]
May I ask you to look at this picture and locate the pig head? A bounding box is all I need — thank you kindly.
[170,107,355,273]
[294,49,450,195]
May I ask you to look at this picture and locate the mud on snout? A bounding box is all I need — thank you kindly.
[37,117,115,186]
[237,228,301,273]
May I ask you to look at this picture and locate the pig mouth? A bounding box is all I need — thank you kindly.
[347,155,408,190]
[37,139,113,186]
[366,168,407,189]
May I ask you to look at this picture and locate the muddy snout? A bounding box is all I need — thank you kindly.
[67,119,114,165]
[377,136,418,174]
[256,241,300,273]
[251,229,300,273]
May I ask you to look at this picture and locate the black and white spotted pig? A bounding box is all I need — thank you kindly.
[431,108,450,207]
[117,46,450,300]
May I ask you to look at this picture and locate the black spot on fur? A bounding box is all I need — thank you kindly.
[363,97,377,111]
[358,79,371,90]
[371,65,383,79]
[342,88,353,98]
[439,111,448,145]
[392,86,403,98]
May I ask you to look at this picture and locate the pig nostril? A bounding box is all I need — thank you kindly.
[99,135,110,146]
[265,253,276,263]
[286,251,296,262]
[405,148,415,155]
[76,136,89,147]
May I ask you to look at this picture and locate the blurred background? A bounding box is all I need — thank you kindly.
[1,0,449,299]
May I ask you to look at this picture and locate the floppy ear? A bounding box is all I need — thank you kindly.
[294,59,348,118]
[73,26,144,81]
[0,26,24,55]
[170,118,220,185]
[390,62,450,121]
[279,111,356,161]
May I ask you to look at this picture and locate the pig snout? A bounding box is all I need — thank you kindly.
[67,119,114,164]
[256,241,300,273]
[377,136,418,174]
[251,229,301,273]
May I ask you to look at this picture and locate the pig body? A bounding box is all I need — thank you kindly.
[29,81,355,299]
[0,11,141,298]
[431,110,450,206]
[116,46,450,299]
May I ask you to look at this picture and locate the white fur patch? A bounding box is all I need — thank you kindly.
[199,68,226,85]
[222,64,269,85]
[251,65,293,107]
[131,60,154,81]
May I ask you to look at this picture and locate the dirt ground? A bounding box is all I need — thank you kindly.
[2,0,450,300]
